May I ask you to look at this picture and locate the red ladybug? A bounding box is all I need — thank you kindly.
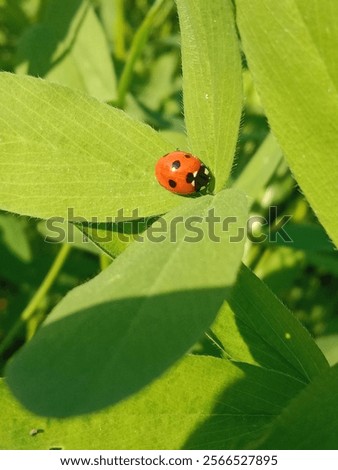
[155,151,210,195]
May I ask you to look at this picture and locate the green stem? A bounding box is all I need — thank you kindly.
[0,243,71,356]
[116,0,168,108]
[114,0,126,60]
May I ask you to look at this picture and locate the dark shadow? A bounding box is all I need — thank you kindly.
[73,217,159,257]
[78,216,158,238]
[0,0,31,71]
[5,287,230,418]
[183,361,305,450]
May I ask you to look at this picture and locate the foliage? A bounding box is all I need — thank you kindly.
[0,0,337,450]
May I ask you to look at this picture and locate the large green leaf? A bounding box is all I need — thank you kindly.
[6,189,248,417]
[237,0,338,247]
[177,0,242,192]
[16,0,117,101]
[211,265,328,382]
[0,73,183,221]
[0,355,304,450]
[295,0,338,89]
[259,364,338,449]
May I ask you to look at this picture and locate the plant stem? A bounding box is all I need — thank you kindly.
[116,0,168,108]
[114,0,126,60]
[0,243,71,356]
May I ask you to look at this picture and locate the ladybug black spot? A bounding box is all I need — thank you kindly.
[168,179,177,188]
[184,154,191,158]
[194,166,210,191]
[171,160,181,170]
[186,172,194,183]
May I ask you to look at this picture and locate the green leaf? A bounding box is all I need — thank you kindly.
[236,0,338,247]
[78,217,155,259]
[295,0,338,90]
[0,213,32,262]
[36,220,103,256]
[160,131,188,150]
[0,355,304,450]
[176,0,243,192]
[316,335,338,367]
[259,364,338,449]
[183,362,304,450]
[211,265,328,382]
[0,72,182,221]
[6,189,248,417]
[39,216,153,259]
[233,133,283,205]
[16,0,117,101]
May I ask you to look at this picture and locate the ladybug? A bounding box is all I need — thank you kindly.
[155,151,210,195]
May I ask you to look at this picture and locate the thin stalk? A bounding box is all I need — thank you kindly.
[114,0,126,60]
[0,243,71,356]
[116,0,168,108]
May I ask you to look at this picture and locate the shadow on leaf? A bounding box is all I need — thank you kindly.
[6,287,229,417]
